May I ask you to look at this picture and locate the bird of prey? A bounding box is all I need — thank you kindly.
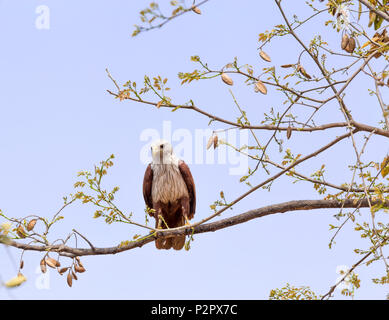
[142,140,196,250]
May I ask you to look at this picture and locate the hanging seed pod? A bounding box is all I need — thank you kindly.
[74,265,86,273]
[259,50,271,62]
[213,135,218,149]
[368,11,376,27]
[345,37,356,53]
[26,219,37,231]
[221,73,233,86]
[72,270,78,280]
[4,273,27,288]
[19,260,24,270]
[58,267,69,275]
[280,64,294,68]
[192,6,201,15]
[341,33,349,50]
[40,259,47,274]
[254,80,267,95]
[67,272,73,287]
[45,257,60,268]
[16,225,27,239]
[286,126,292,140]
[297,65,312,79]
[206,135,214,150]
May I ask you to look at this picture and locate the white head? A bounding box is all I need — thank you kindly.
[150,139,178,165]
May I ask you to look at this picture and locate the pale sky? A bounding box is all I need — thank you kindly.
[0,0,387,299]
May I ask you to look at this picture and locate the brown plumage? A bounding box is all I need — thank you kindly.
[143,140,196,250]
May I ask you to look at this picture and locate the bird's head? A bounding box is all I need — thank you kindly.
[150,139,175,165]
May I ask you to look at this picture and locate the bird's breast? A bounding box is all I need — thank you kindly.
[151,164,189,204]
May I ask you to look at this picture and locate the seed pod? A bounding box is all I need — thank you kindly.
[20,260,24,270]
[206,135,214,150]
[16,225,27,239]
[40,259,47,274]
[26,219,37,231]
[368,11,376,27]
[4,273,27,288]
[45,257,60,268]
[286,126,292,140]
[58,267,69,275]
[259,50,271,62]
[213,135,218,149]
[280,64,294,68]
[297,65,312,79]
[221,73,233,86]
[341,33,349,50]
[67,272,73,287]
[74,265,86,273]
[72,270,78,280]
[192,6,201,14]
[345,37,356,53]
[254,80,267,95]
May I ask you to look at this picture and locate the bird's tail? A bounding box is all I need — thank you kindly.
[155,216,186,250]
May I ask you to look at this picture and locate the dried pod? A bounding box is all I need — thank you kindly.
[297,65,312,79]
[206,135,214,150]
[74,265,86,273]
[192,6,201,15]
[26,219,37,231]
[286,126,292,140]
[19,260,24,270]
[58,267,69,275]
[45,257,61,268]
[368,11,376,27]
[40,259,47,274]
[221,73,233,86]
[280,64,294,68]
[4,273,27,288]
[67,272,73,287]
[341,33,349,50]
[16,225,27,239]
[259,50,271,62]
[72,270,78,280]
[345,37,356,53]
[254,80,267,95]
[213,135,218,149]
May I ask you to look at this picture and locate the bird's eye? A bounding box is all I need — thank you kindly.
[160,144,164,149]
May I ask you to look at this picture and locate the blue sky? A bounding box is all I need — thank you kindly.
[0,0,387,299]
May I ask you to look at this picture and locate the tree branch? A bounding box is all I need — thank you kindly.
[3,198,387,258]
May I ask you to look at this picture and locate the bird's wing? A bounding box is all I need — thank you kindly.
[178,160,196,219]
[142,163,154,215]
